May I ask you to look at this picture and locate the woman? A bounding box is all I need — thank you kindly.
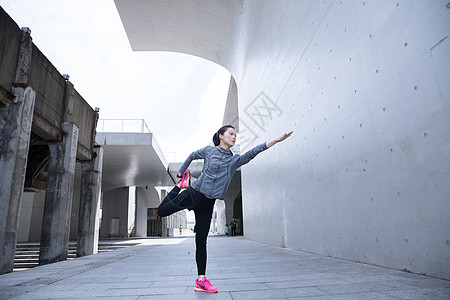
[157,125,292,293]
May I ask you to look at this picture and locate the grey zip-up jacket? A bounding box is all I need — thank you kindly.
[178,143,268,199]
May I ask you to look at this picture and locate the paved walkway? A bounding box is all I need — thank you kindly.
[1,236,449,299]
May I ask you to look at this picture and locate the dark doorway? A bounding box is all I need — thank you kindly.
[233,194,243,235]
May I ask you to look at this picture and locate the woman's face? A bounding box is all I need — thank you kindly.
[220,127,236,148]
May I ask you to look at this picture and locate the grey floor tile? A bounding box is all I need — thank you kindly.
[1,236,449,300]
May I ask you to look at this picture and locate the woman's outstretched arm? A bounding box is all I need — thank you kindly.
[266,131,293,149]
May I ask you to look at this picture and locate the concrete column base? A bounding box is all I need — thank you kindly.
[39,122,79,265]
[77,147,103,257]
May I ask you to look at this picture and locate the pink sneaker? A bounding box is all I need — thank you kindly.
[194,277,218,293]
[179,169,191,189]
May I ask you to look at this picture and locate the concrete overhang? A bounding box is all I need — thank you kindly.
[113,0,240,69]
[96,132,175,192]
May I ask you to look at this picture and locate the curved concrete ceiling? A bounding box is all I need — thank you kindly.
[114,0,242,71]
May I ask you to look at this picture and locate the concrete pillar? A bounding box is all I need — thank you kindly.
[127,187,136,237]
[160,190,168,237]
[0,86,36,274]
[0,26,34,275]
[135,187,148,237]
[39,122,79,265]
[77,147,103,257]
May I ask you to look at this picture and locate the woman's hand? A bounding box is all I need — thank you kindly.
[175,173,183,186]
[266,131,293,148]
[276,131,293,142]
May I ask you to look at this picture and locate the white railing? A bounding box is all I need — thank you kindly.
[164,152,191,162]
[97,119,151,133]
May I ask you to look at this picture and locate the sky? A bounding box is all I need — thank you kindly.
[0,0,231,162]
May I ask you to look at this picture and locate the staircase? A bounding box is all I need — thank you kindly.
[14,241,138,270]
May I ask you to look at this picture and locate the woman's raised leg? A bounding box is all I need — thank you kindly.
[157,186,193,217]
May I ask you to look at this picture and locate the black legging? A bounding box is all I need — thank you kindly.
[157,186,215,275]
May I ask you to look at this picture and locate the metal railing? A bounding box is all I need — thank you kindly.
[97,119,151,133]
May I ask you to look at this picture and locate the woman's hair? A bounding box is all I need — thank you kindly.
[212,125,235,146]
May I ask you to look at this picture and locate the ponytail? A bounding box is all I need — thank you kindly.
[213,132,220,146]
[212,125,235,146]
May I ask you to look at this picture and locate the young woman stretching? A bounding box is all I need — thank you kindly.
[157,125,292,293]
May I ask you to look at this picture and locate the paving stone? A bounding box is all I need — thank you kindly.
[0,236,448,299]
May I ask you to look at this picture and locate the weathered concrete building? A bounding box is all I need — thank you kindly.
[0,6,101,274]
[114,0,450,280]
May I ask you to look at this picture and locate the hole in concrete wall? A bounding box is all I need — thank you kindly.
[404,42,408,47]
[360,123,363,128]
[376,69,379,73]
[396,2,400,7]
[390,148,394,152]
[369,34,372,38]
[414,85,418,90]
[383,107,386,112]
[424,132,428,137]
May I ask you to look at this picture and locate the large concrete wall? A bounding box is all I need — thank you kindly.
[236,1,450,280]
